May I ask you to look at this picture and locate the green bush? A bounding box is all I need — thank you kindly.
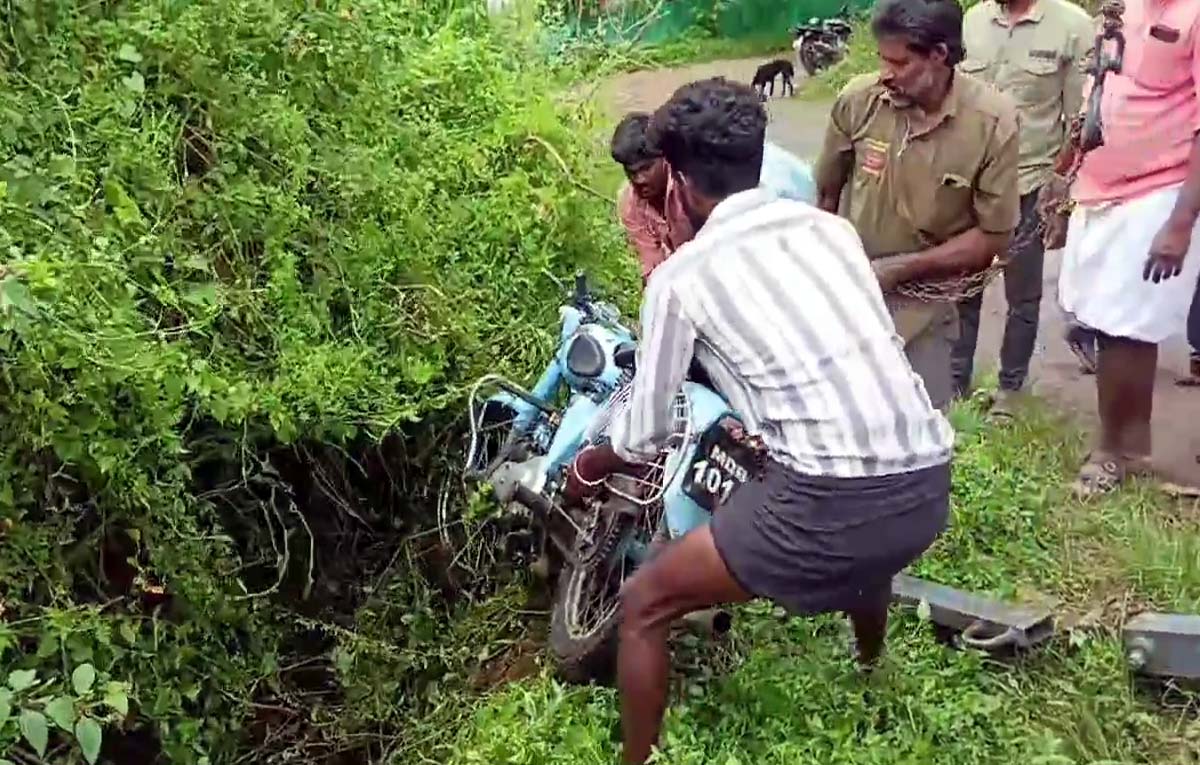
[0,0,633,761]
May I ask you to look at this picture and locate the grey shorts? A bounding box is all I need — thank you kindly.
[710,460,950,615]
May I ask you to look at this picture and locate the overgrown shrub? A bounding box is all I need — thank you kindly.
[0,1,633,761]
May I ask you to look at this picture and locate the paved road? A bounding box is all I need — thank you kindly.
[601,57,1200,487]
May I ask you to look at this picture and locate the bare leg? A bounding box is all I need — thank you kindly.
[618,525,751,765]
[1095,334,1156,462]
[846,585,891,667]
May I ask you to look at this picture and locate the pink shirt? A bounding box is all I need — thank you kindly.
[617,175,695,281]
[1073,0,1200,205]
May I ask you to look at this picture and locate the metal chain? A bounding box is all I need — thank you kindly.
[893,0,1126,304]
[892,259,1004,303]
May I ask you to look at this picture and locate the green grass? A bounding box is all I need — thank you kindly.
[443,618,1190,765]
[927,397,1200,616]
[398,394,1200,765]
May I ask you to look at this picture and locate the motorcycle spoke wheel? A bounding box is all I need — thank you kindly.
[561,550,628,641]
[465,401,526,478]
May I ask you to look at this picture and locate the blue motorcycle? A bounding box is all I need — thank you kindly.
[465,273,759,681]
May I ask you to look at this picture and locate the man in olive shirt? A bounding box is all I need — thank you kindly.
[815,0,1021,410]
[954,0,1094,414]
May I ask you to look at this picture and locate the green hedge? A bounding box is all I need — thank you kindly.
[0,1,633,761]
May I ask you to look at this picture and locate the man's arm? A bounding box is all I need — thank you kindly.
[1145,23,1200,281]
[1039,15,1101,248]
[813,96,855,214]
[1062,18,1094,136]
[1167,133,1200,231]
[1167,27,1200,232]
[1145,131,1200,282]
[609,281,696,463]
[871,228,1013,290]
[1049,15,1095,176]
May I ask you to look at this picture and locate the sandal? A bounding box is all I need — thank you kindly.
[1071,453,1126,499]
[986,390,1018,424]
[1125,455,1156,479]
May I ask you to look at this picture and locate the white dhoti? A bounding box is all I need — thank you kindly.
[1059,183,1200,343]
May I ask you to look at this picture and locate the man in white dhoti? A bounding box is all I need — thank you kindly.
[1048,0,1200,495]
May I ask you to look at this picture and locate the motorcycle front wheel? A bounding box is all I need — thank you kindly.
[549,481,661,683]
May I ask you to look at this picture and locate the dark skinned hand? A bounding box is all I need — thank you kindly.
[1144,217,1192,283]
[563,442,657,506]
[1036,177,1071,250]
[871,258,908,293]
[562,443,643,505]
[1041,212,1069,250]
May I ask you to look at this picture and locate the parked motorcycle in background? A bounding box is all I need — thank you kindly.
[464,272,759,682]
[792,3,854,77]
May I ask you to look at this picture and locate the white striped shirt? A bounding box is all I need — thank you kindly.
[610,188,954,478]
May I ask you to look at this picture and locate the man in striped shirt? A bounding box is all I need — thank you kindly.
[565,78,954,765]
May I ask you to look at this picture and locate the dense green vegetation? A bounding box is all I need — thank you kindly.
[0,1,634,762]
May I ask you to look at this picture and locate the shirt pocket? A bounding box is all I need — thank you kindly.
[958,59,990,80]
[1013,58,1061,105]
[1129,31,1191,91]
[923,172,974,235]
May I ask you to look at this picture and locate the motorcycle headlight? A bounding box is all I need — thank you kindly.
[565,333,606,379]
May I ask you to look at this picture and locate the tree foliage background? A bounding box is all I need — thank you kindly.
[0,0,634,761]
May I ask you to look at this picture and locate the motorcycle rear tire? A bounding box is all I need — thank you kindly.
[548,493,641,684]
[549,560,621,684]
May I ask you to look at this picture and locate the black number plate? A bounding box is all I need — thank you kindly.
[683,423,757,512]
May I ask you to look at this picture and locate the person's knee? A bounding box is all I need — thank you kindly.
[620,569,662,634]
[620,557,698,638]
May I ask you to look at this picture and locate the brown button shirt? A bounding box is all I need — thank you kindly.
[814,70,1021,261]
[962,0,1094,196]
